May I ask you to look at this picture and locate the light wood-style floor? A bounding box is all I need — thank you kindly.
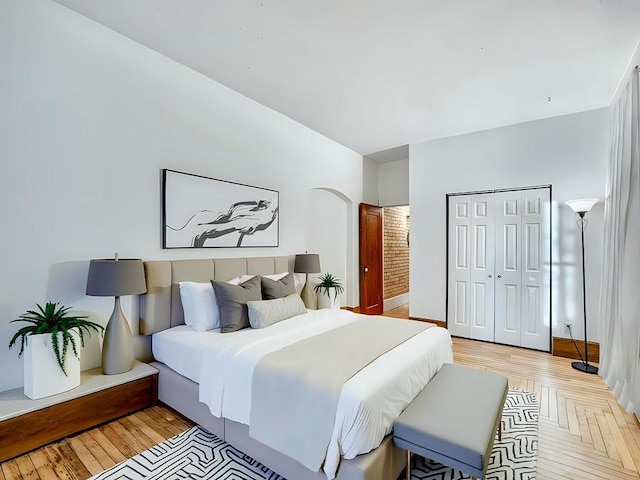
[2,305,640,480]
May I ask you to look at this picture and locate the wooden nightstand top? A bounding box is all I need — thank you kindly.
[0,360,157,422]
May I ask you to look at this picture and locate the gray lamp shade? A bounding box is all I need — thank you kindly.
[86,259,147,297]
[294,253,321,274]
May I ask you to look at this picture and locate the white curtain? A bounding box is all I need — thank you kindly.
[599,67,640,415]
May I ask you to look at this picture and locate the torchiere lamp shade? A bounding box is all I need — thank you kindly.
[294,253,321,309]
[86,257,146,375]
[566,198,598,214]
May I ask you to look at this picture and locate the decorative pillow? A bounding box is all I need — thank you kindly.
[179,281,219,331]
[261,272,296,300]
[211,275,262,333]
[247,294,307,329]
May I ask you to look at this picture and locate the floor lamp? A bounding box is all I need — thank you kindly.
[566,198,599,375]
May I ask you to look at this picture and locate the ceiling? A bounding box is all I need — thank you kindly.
[53,0,640,159]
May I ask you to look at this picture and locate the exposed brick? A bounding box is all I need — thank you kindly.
[383,206,409,299]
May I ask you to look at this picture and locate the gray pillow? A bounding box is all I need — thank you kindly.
[248,294,307,329]
[211,275,262,333]
[261,272,296,300]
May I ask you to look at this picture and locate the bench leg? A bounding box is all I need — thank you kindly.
[406,450,412,480]
[498,418,502,441]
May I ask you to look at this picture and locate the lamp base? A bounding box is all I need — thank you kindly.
[102,296,135,375]
[571,361,598,375]
[301,275,317,309]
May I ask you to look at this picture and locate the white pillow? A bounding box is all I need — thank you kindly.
[247,294,307,329]
[263,272,288,281]
[228,274,256,285]
[179,282,219,331]
[264,271,305,293]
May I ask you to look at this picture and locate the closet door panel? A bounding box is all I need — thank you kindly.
[520,188,551,351]
[469,195,495,341]
[447,197,472,338]
[494,191,522,346]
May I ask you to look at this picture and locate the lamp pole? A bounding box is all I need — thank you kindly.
[571,212,598,374]
[565,198,598,374]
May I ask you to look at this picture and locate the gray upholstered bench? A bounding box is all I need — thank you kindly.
[393,363,509,480]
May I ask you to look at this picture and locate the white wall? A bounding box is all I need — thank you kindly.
[410,108,609,343]
[0,0,362,393]
[362,156,379,205]
[611,40,640,105]
[378,159,409,207]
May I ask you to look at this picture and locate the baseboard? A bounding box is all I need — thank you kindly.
[552,337,599,363]
[409,316,446,329]
[383,293,409,312]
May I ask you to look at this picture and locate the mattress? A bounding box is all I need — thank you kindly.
[152,325,223,383]
[153,309,453,479]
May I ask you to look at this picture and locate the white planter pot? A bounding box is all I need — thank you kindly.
[23,332,81,399]
[317,289,341,309]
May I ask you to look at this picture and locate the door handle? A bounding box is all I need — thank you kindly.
[488,274,493,278]
[497,274,502,278]
[363,266,369,275]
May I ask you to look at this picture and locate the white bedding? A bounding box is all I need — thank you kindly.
[154,309,453,479]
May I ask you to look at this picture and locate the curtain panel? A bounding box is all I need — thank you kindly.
[598,68,640,415]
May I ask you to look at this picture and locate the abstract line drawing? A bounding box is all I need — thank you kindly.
[163,169,279,248]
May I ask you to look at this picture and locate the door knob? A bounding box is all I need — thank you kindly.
[497,274,502,278]
[363,266,369,275]
[488,274,493,278]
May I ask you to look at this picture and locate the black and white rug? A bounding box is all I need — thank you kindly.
[91,389,537,480]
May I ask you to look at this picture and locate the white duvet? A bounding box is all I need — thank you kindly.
[192,309,453,479]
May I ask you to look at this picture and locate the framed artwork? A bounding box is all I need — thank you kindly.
[162,169,279,248]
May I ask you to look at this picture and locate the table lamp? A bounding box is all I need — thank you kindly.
[294,252,320,309]
[86,254,147,374]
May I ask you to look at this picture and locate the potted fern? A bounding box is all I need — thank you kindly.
[9,302,104,399]
[314,273,345,309]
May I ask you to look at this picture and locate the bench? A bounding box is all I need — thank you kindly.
[393,363,508,480]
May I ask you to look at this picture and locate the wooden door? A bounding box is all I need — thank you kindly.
[359,203,383,315]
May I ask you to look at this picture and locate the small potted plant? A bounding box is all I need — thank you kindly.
[9,302,104,399]
[314,273,345,309]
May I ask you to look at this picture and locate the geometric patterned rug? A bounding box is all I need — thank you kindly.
[90,389,537,480]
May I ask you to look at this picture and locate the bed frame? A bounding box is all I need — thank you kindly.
[139,256,405,480]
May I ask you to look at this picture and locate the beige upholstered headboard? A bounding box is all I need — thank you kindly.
[139,256,290,335]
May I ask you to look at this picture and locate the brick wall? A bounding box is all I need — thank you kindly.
[383,205,410,299]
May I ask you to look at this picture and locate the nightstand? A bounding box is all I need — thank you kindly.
[0,360,158,462]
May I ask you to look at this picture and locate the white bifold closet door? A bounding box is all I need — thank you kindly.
[447,188,550,351]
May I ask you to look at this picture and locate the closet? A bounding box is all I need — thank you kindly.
[446,187,551,351]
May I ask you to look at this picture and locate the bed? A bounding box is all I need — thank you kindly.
[139,256,453,480]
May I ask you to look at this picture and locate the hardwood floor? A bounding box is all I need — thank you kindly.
[2,304,640,480]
